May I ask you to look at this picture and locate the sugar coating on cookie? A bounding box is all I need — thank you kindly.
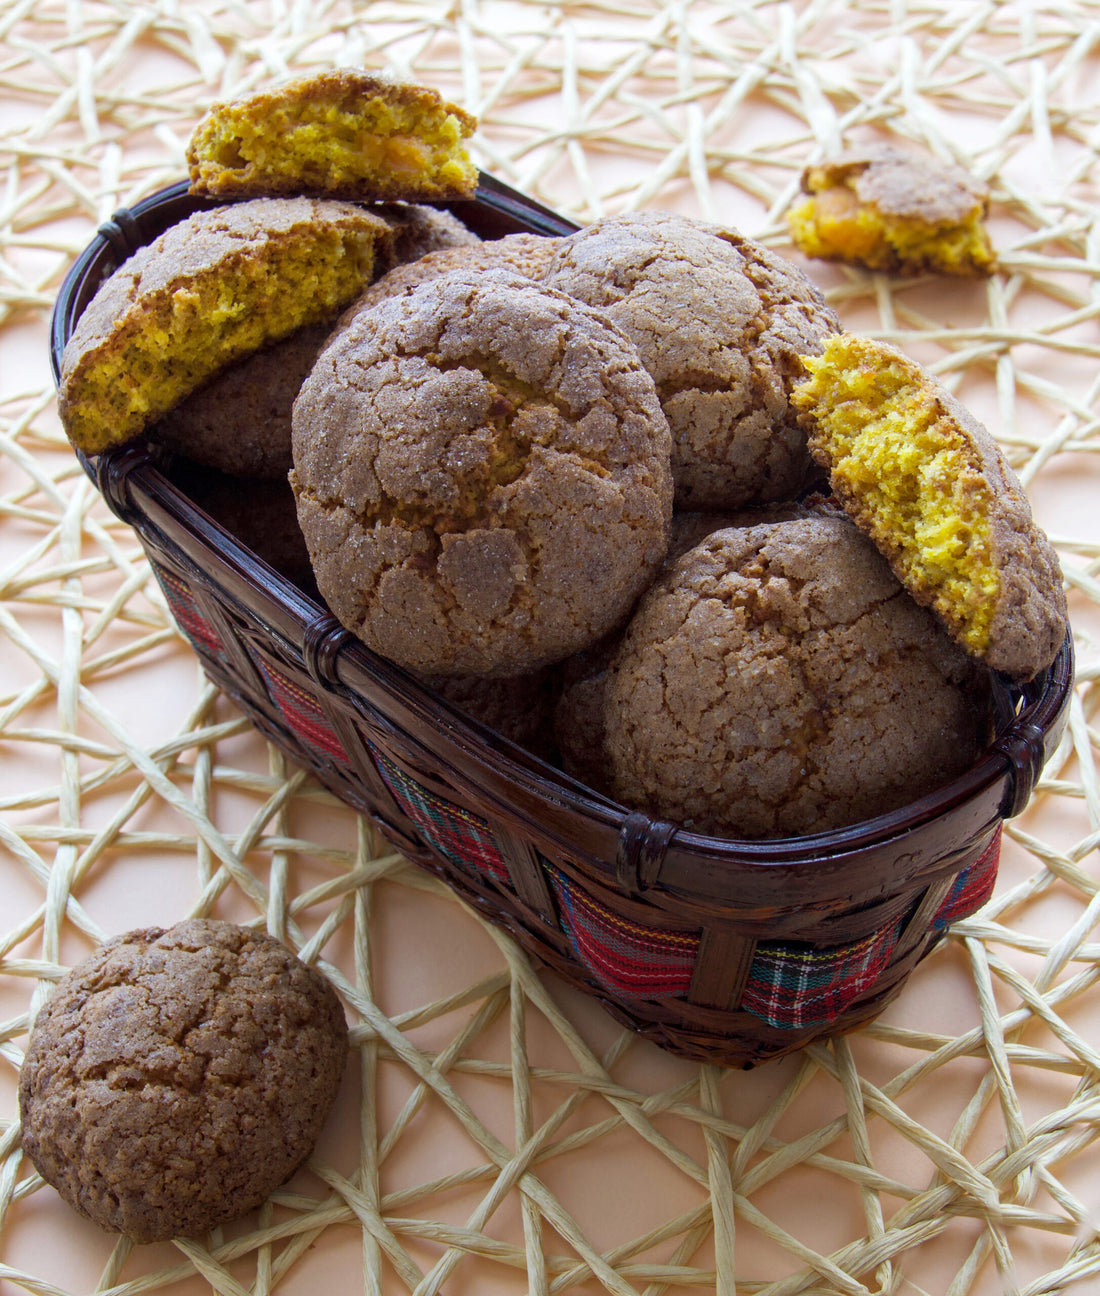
[602,513,992,839]
[291,267,674,676]
[541,211,840,510]
[18,920,347,1244]
[59,198,391,454]
[787,145,995,276]
[187,68,479,201]
[379,202,482,263]
[791,333,1067,681]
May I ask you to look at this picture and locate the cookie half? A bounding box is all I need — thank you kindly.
[790,333,1067,681]
[187,68,479,201]
[59,198,391,454]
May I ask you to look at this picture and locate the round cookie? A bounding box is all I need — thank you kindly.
[541,211,840,510]
[18,920,347,1244]
[59,197,392,455]
[291,267,673,676]
[337,232,561,327]
[379,202,482,263]
[602,512,993,839]
[152,321,332,480]
[791,333,1067,681]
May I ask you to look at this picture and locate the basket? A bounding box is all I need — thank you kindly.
[50,177,1075,1068]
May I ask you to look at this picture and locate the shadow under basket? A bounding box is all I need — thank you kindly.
[51,176,1075,1069]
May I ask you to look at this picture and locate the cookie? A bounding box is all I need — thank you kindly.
[787,145,995,276]
[59,198,391,455]
[601,512,993,839]
[187,68,479,202]
[541,211,839,510]
[153,322,332,480]
[791,333,1067,681]
[18,920,347,1244]
[380,202,482,263]
[291,267,673,676]
[337,232,561,328]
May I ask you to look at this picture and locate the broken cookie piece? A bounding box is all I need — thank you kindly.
[791,333,1066,681]
[787,145,995,276]
[187,68,479,202]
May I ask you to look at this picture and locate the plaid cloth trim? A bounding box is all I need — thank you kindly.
[932,825,1001,930]
[374,751,511,884]
[551,869,697,999]
[255,657,350,765]
[741,921,903,1030]
[543,827,1003,1027]
[154,567,227,667]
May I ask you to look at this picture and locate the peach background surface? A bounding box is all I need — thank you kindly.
[2,4,1100,1295]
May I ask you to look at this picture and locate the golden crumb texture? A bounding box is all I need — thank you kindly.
[58,197,391,455]
[187,67,480,201]
[787,145,995,276]
[790,333,1066,681]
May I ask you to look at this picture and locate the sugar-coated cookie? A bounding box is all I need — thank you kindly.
[18,920,347,1243]
[541,211,840,510]
[291,267,673,676]
[601,512,992,838]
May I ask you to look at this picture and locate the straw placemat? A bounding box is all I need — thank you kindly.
[2,2,1100,1294]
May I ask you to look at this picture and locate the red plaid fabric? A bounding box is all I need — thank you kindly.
[154,567,227,667]
[374,751,512,884]
[932,826,1001,929]
[551,870,698,1000]
[255,657,350,765]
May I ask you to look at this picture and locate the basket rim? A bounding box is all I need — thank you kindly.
[49,173,1076,896]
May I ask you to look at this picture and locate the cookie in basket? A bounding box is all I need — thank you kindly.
[790,333,1067,681]
[787,144,995,276]
[380,202,483,263]
[153,321,332,480]
[540,210,840,510]
[59,197,392,455]
[18,920,347,1244]
[187,68,479,202]
[291,267,673,676]
[600,511,993,839]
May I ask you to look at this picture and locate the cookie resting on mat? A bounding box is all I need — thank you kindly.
[787,145,995,276]
[59,198,391,455]
[290,267,674,677]
[187,68,479,202]
[540,210,840,510]
[598,512,993,839]
[18,920,347,1244]
[791,333,1067,682]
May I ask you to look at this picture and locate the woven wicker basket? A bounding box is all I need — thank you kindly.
[50,177,1074,1068]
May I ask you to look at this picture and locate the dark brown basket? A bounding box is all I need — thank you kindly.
[51,177,1074,1068]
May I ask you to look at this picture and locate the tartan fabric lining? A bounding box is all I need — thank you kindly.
[154,567,228,667]
[551,869,697,998]
[255,657,350,765]
[374,751,512,885]
[550,826,1003,1028]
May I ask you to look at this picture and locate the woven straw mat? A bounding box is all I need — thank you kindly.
[3,2,1100,1294]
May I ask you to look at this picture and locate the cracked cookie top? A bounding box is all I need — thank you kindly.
[18,920,347,1243]
[601,512,993,839]
[291,267,674,676]
[540,210,841,510]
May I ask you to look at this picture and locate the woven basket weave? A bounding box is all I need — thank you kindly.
[50,176,1074,1069]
